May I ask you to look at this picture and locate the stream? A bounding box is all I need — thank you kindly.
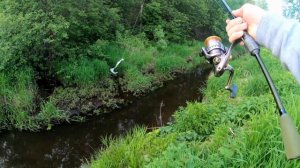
[0,67,211,168]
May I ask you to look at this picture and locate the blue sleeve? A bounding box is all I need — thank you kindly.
[256,12,300,83]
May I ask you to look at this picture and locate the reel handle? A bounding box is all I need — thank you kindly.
[280,114,300,160]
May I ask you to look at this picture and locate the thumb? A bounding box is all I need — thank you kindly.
[232,8,243,17]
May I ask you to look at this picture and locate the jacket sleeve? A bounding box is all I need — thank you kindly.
[256,12,300,83]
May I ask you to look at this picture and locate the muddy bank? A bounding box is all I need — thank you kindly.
[0,67,211,168]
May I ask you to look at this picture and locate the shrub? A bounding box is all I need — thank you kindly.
[121,67,153,95]
[154,25,168,50]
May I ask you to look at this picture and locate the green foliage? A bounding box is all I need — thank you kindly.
[0,0,121,76]
[226,0,255,9]
[243,75,269,96]
[0,0,230,131]
[0,1,69,72]
[140,0,227,41]
[0,0,226,75]
[154,25,168,50]
[37,101,68,130]
[0,68,38,130]
[122,67,153,95]
[173,104,220,140]
[92,34,200,96]
[91,40,127,69]
[87,128,176,168]
[156,56,187,73]
[145,142,202,168]
[284,0,300,21]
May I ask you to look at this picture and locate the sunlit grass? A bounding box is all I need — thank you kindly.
[86,128,177,168]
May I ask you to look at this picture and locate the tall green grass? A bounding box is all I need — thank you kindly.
[86,128,177,168]
[0,68,39,130]
[57,58,109,86]
[0,67,71,131]
[86,34,203,95]
[36,101,69,130]
[88,48,300,167]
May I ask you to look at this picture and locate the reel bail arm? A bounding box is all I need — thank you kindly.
[200,36,238,98]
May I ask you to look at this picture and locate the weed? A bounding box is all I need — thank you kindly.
[37,101,68,130]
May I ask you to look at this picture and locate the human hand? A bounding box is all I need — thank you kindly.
[226,3,265,43]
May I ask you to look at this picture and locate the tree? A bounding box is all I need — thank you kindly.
[0,0,69,74]
[284,0,300,21]
[0,0,122,78]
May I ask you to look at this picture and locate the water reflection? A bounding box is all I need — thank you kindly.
[0,67,211,168]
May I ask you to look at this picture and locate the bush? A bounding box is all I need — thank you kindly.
[154,25,168,50]
[121,67,153,95]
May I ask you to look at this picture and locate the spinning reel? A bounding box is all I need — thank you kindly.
[200,36,237,98]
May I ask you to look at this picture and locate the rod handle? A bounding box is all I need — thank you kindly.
[221,0,260,55]
[280,113,300,160]
[242,33,260,56]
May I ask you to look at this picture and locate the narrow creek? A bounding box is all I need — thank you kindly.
[0,66,211,168]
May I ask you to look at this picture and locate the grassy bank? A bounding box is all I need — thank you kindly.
[0,37,204,131]
[87,49,300,167]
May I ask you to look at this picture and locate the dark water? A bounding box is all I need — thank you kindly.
[0,67,211,168]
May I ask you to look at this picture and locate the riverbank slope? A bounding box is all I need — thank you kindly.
[0,40,204,131]
[88,49,300,167]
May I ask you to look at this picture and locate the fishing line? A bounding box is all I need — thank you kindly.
[203,0,300,160]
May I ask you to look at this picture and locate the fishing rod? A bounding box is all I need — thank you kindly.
[201,0,300,160]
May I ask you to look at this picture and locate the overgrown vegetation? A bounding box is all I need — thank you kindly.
[1,0,225,131]
[0,0,271,132]
[87,49,300,167]
[0,34,203,130]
